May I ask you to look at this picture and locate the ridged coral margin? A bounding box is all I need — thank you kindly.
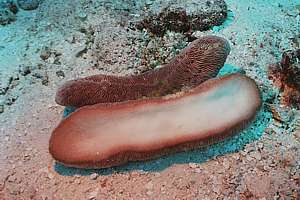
[55,36,230,107]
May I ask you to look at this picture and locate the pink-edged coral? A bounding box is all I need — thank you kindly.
[49,73,261,169]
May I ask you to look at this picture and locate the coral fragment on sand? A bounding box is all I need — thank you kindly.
[135,0,228,36]
[268,49,300,108]
[56,36,230,107]
[49,74,261,169]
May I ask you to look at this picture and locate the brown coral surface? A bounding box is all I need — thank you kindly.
[135,0,228,36]
[268,49,300,108]
[55,36,230,107]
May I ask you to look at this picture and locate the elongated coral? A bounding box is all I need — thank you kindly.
[49,74,261,169]
[56,36,230,107]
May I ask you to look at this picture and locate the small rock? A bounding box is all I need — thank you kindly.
[87,189,99,200]
[5,95,18,105]
[271,106,295,124]
[232,154,240,161]
[32,72,43,79]
[246,155,253,161]
[136,0,228,36]
[8,175,16,183]
[0,87,7,95]
[257,143,264,150]
[56,70,65,78]
[251,151,262,161]
[19,65,32,76]
[9,188,19,195]
[74,178,81,184]
[47,56,56,64]
[47,172,54,179]
[90,173,98,180]
[188,163,199,169]
[40,48,51,61]
[41,75,49,86]
[24,153,30,158]
[241,151,248,156]
[17,0,40,10]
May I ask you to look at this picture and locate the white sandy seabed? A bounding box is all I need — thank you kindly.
[0,0,299,199]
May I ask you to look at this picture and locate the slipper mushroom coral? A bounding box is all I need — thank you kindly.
[49,73,261,169]
[55,36,230,107]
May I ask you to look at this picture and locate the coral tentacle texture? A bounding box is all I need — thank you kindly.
[49,74,261,169]
[55,36,230,107]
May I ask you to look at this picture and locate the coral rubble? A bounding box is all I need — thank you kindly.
[268,49,300,108]
[135,0,228,36]
[17,0,40,10]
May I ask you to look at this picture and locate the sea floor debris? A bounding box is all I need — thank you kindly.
[268,49,300,109]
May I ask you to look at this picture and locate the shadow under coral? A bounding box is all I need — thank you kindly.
[54,65,272,176]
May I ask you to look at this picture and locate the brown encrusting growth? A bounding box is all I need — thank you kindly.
[268,49,300,109]
[135,0,228,36]
[55,36,230,107]
[49,74,261,169]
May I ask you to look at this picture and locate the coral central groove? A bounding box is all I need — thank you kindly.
[55,36,230,107]
[49,74,261,169]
